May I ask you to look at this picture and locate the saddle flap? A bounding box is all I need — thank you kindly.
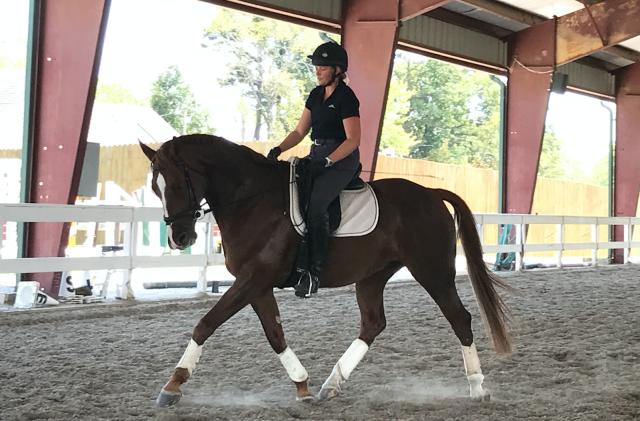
[288,157,379,238]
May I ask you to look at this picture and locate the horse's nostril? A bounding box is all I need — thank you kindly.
[178,232,189,245]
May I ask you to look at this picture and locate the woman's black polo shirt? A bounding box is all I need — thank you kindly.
[305,81,360,142]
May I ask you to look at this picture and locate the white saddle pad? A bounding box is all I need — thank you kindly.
[288,157,379,237]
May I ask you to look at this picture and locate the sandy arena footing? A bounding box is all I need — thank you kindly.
[1,265,639,420]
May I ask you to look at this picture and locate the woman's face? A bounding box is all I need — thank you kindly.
[315,65,339,86]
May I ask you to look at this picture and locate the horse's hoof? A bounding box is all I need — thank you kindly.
[317,387,339,402]
[296,394,317,403]
[156,389,182,407]
[471,389,490,402]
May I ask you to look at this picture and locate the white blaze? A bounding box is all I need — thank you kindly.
[156,173,169,217]
[156,173,178,249]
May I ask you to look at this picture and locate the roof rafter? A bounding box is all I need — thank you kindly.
[399,0,450,21]
[461,0,640,63]
[556,0,640,65]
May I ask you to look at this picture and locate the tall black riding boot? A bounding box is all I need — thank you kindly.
[295,213,330,298]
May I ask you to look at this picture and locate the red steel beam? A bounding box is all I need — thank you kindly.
[399,0,450,21]
[23,0,110,297]
[342,0,400,181]
[556,0,640,65]
[613,61,640,263]
[503,20,556,214]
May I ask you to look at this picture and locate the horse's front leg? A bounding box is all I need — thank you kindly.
[318,269,391,401]
[251,289,314,402]
[156,279,256,407]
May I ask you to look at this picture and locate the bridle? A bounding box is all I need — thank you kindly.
[152,157,212,226]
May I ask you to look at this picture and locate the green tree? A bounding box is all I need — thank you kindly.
[380,77,418,157]
[394,54,478,161]
[95,83,145,105]
[447,73,501,169]
[150,66,214,135]
[590,154,610,186]
[203,8,321,141]
[538,127,568,179]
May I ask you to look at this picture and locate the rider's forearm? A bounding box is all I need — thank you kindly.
[278,131,305,152]
[328,137,360,163]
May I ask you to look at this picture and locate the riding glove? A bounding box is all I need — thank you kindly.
[267,146,282,161]
[308,160,327,178]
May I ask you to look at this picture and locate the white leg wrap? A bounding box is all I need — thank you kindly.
[176,339,203,375]
[462,343,488,399]
[337,338,369,380]
[278,347,308,383]
[319,338,369,400]
[467,373,486,398]
[461,343,481,375]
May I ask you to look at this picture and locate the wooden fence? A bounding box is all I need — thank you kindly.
[3,142,639,256]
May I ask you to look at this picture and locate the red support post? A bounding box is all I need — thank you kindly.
[613,61,640,263]
[341,0,400,181]
[503,20,555,214]
[23,0,110,297]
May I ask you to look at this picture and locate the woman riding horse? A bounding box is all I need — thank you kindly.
[267,42,362,299]
[141,134,512,407]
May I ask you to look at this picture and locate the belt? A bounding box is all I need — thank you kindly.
[312,138,340,146]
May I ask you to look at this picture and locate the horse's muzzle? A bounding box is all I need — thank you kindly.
[172,230,198,249]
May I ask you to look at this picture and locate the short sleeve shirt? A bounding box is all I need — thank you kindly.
[305,81,360,142]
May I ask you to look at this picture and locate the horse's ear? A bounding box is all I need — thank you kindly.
[139,141,156,162]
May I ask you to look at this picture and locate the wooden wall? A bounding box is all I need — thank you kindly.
[4,143,637,257]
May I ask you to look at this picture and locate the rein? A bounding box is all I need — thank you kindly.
[154,158,322,225]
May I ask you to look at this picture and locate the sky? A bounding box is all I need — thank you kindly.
[0,0,617,174]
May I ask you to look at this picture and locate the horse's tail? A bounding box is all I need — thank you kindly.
[437,189,513,355]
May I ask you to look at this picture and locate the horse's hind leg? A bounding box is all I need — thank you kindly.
[407,259,490,401]
[250,289,314,402]
[156,279,258,407]
[317,264,399,401]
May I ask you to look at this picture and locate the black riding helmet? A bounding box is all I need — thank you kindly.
[307,42,348,72]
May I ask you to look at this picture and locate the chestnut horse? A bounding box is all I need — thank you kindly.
[139,134,512,407]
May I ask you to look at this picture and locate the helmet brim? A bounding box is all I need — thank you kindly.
[308,56,346,70]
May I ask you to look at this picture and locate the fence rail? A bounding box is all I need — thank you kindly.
[0,203,225,298]
[1,203,639,298]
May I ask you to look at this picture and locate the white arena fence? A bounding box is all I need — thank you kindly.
[0,203,225,299]
[1,203,640,298]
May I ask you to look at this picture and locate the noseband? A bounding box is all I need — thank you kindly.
[152,158,212,225]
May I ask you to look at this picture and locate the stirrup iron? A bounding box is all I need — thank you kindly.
[294,273,318,298]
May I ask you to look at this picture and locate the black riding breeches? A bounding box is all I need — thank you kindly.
[306,145,360,222]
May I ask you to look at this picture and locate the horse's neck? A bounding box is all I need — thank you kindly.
[202,150,286,226]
